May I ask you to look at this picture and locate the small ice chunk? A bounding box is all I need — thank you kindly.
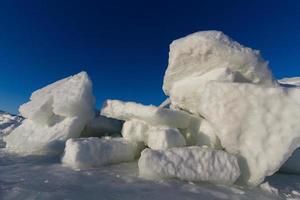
[163,30,275,96]
[122,119,186,150]
[147,126,186,150]
[122,120,149,143]
[5,72,95,155]
[62,137,138,169]
[81,115,123,137]
[101,100,194,129]
[138,147,240,184]
[198,81,300,186]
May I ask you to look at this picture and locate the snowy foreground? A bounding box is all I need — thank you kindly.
[1,151,300,200]
[2,30,300,199]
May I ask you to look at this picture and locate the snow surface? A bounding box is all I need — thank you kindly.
[163,31,275,96]
[101,99,194,129]
[4,72,95,155]
[2,149,296,200]
[62,137,138,169]
[279,77,300,87]
[198,81,300,186]
[122,119,186,150]
[138,147,240,184]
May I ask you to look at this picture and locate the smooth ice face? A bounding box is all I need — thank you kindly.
[163,31,274,95]
[101,100,194,129]
[5,72,95,155]
[198,82,300,186]
[122,119,186,150]
[62,137,138,169]
[138,147,240,184]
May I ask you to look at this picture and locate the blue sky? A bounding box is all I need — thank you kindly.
[1,0,300,114]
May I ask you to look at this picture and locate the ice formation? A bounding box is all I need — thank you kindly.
[101,100,194,129]
[62,137,138,169]
[163,30,275,96]
[198,81,300,185]
[138,147,240,184]
[4,72,95,155]
[122,119,186,150]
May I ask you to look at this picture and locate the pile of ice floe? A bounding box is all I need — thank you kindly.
[4,30,300,187]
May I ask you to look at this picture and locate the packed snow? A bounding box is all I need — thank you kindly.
[62,137,138,169]
[1,30,300,199]
[4,72,95,155]
[138,147,240,184]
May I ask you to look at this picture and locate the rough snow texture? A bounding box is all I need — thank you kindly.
[198,81,300,186]
[0,110,23,135]
[81,115,123,137]
[122,119,186,150]
[4,72,95,155]
[62,137,138,169]
[138,147,240,184]
[101,99,194,129]
[163,31,275,96]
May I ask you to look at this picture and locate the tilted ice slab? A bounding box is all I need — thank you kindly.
[138,147,240,184]
[198,82,300,186]
[169,68,239,115]
[122,119,186,150]
[62,137,138,169]
[101,100,194,129]
[163,31,274,96]
[4,72,95,155]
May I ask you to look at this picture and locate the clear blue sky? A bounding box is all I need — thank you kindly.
[1,0,300,114]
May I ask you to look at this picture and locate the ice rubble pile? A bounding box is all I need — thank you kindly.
[5,30,300,187]
[4,72,96,155]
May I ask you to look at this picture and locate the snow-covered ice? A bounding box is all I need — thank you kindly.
[122,119,186,150]
[62,137,138,169]
[138,147,240,184]
[4,72,95,155]
[101,99,194,129]
[163,31,275,96]
[198,81,300,186]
